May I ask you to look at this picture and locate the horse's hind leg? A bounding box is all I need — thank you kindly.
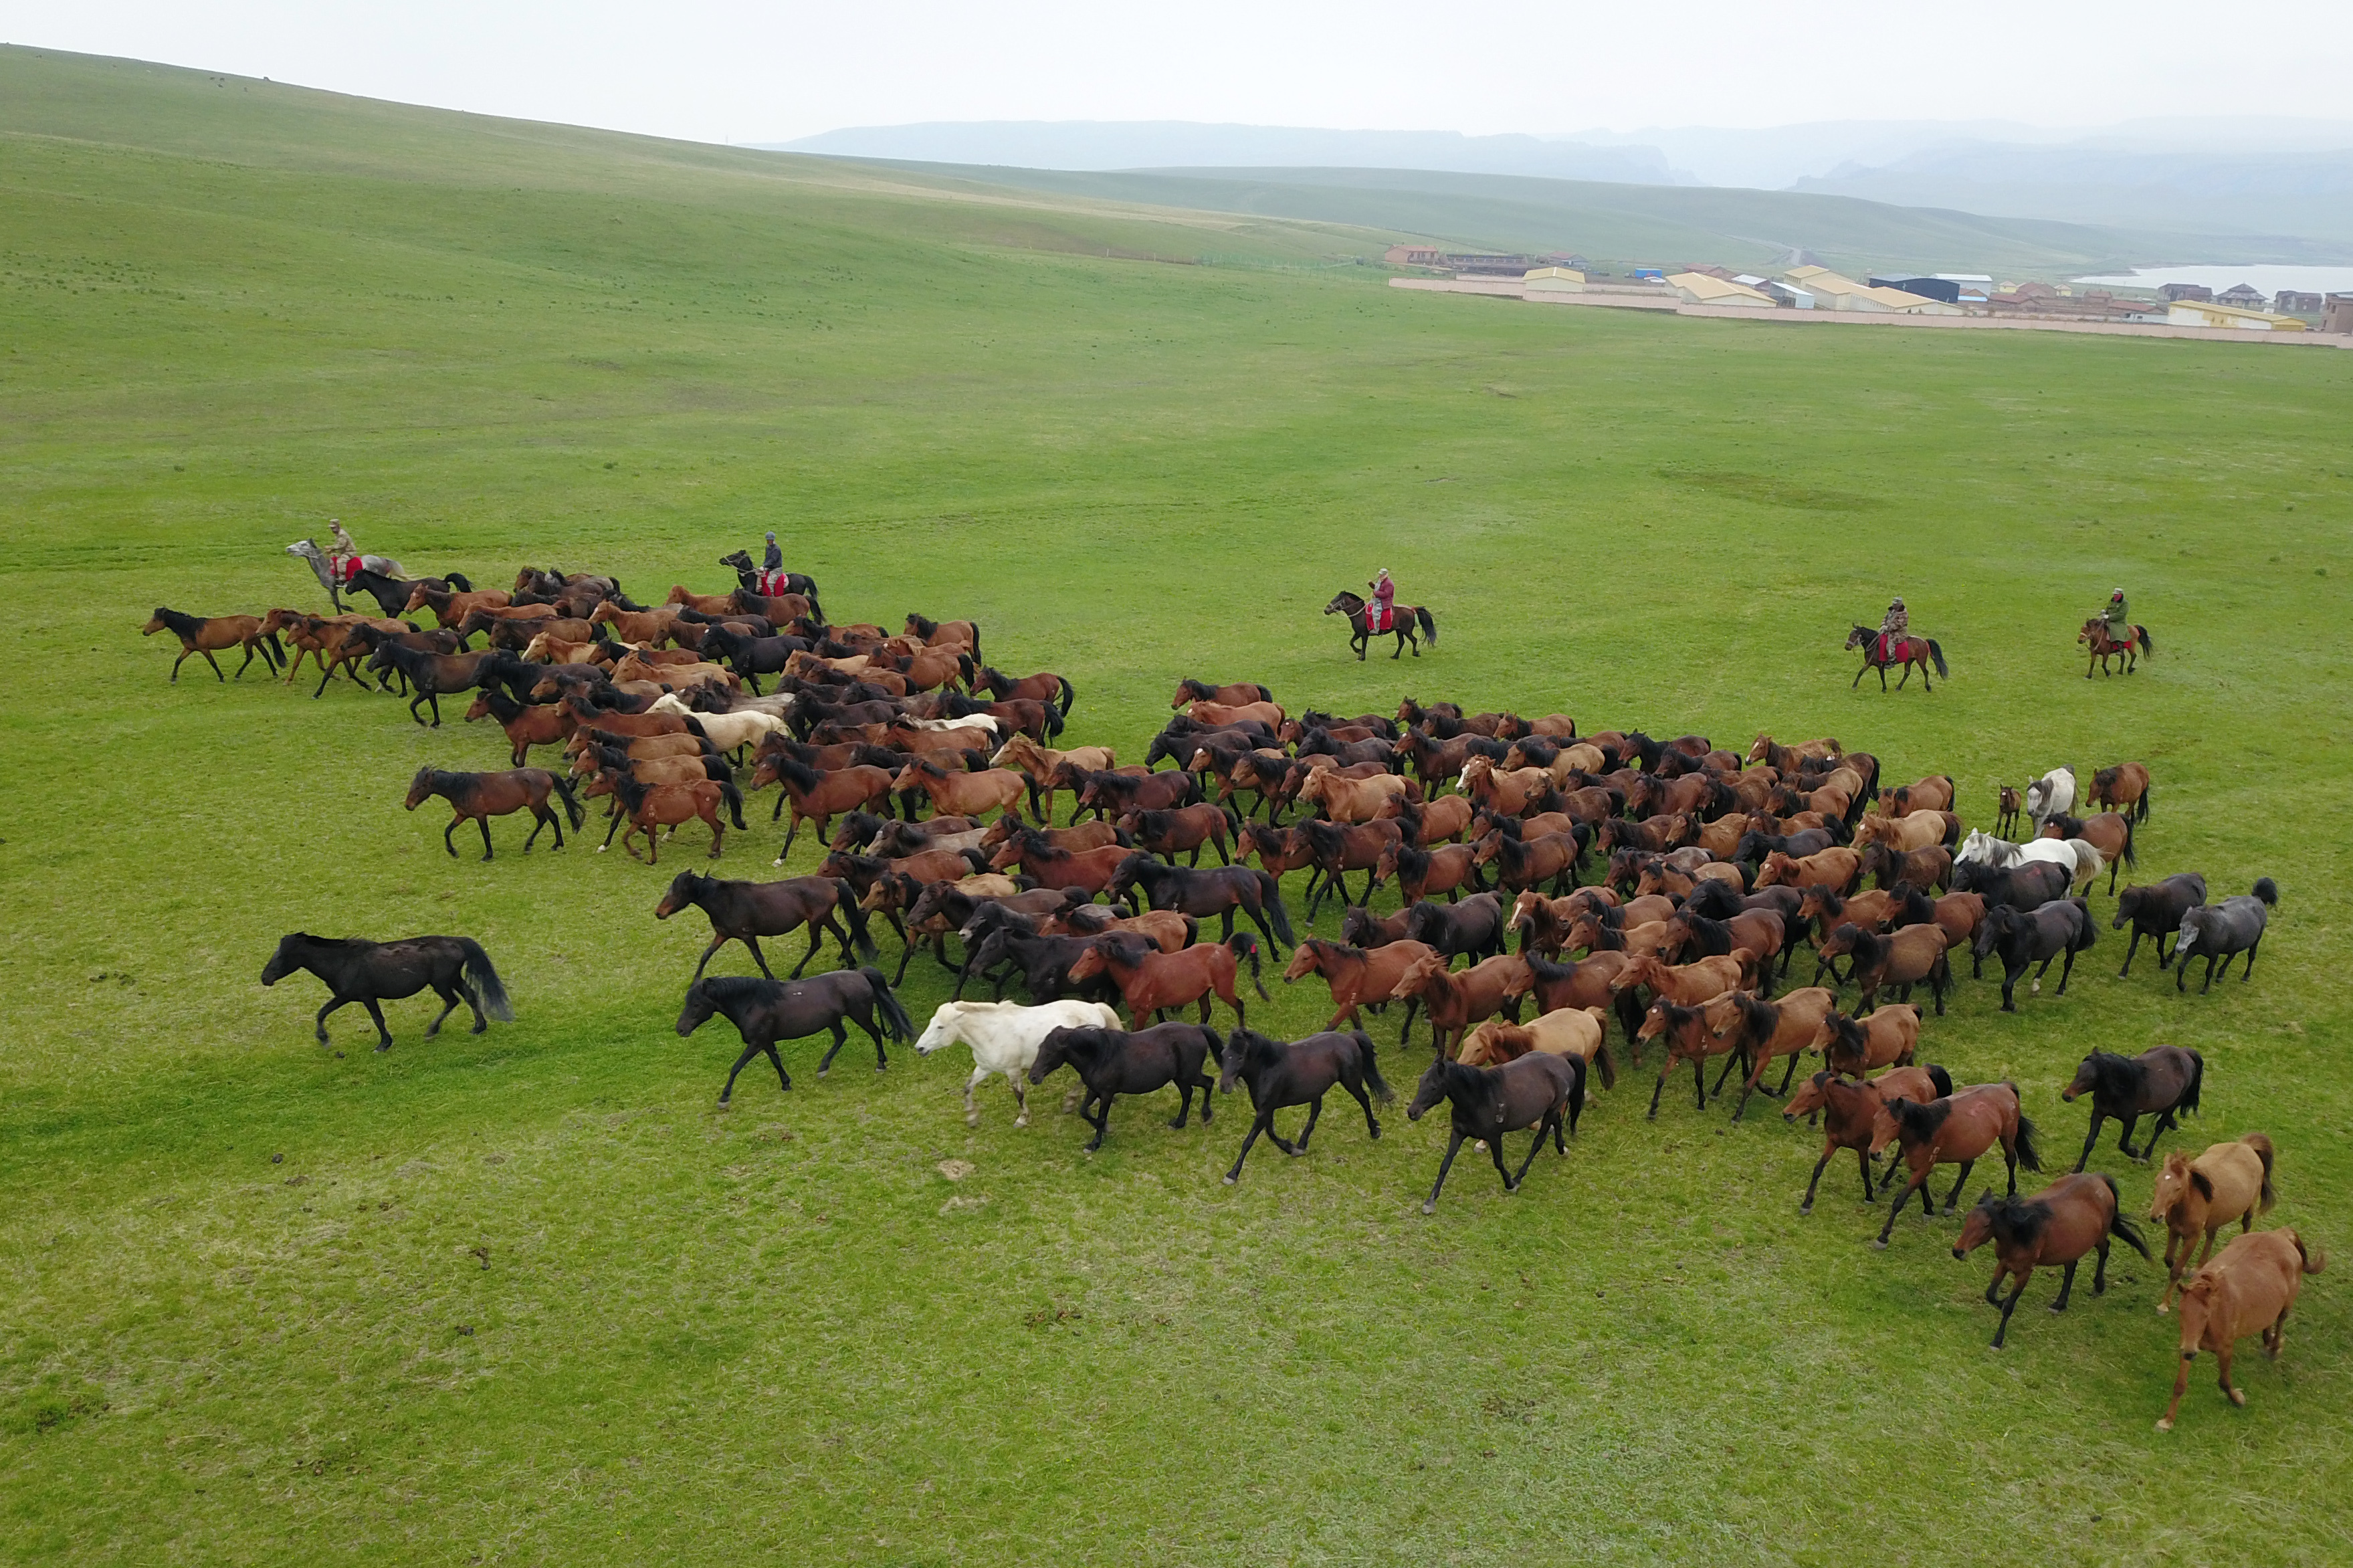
[522,808,547,853]
[425,982,464,1036]
[817,1020,849,1075]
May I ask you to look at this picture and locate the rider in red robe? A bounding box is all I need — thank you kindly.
[1370,569,1397,633]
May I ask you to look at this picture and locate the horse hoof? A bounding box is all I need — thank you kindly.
[1421,1201,1436,1214]
[1798,1204,1813,1216]
[597,845,607,853]
[2229,1389,2247,1407]
[1223,1174,1238,1186]
[2155,1418,2174,1432]
[2156,1303,2170,1315]
[1871,1239,1889,1250]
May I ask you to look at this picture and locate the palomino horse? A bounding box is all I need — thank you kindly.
[1845,624,1948,691]
[2078,617,2153,677]
[1325,589,1436,661]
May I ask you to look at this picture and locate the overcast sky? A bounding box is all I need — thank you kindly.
[6,0,2345,146]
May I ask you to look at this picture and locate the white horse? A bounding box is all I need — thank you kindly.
[286,538,403,607]
[648,694,788,756]
[1957,828,2104,889]
[914,999,1122,1127]
[2025,767,2075,830]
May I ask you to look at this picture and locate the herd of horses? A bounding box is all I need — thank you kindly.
[177,550,2311,1432]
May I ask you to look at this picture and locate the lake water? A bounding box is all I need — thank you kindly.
[2072,264,2353,297]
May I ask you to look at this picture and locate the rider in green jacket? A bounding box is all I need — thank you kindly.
[2102,588,2129,639]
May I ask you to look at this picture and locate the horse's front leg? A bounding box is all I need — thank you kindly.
[314,996,351,1044]
[1424,1129,1466,1213]
[363,998,394,1051]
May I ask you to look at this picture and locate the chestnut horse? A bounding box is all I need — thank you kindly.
[2156,1229,2324,1430]
[404,766,583,859]
[1067,932,1267,1030]
[1953,1173,2150,1348]
[2150,1135,2276,1313]
[1875,1083,2041,1247]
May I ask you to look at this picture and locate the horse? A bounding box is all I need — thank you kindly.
[1118,804,1235,867]
[1407,1052,1584,1214]
[904,612,981,662]
[1819,923,1951,1015]
[2079,617,2154,677]
[1028,1023,1219,1151]
[404,766,583,859]
[678,969,914,1101]
[1636,998,1748,1118]
[891,760,1028,821]
[367,642,522,727]
[2150,1135,2277,1313]
[2023,766,2075,830]
[1325,589,1436,661]
[1956,829,2104,891]
[1971,899,2095,1012]
[1810,1005,1922,1078]
[766,758,900,859]
[1172,678,1272,709]
[1845,624,1948,691]
[655,870,875,981]
[2174,879,2278,992]
[1215,1028,1391,1184]
[2061,1046,2202,1170]
[1708,986,1838,1121]
[1405,893,1509,965]
[1952,1174,2151,1349]
[2037,813,2136,895]
[917,997,1124,1121]
[1950,858,2073,917]
[2114,874,2209,978]
[1393,951,1530,1058]
[718,551,823,616]
[1375,840,1485,906]
[1874,1083,2041,1247]
[1995,784,2023,839]
[1784,1066,1952,1214]
[1066,932,1267,1031]
[261,932,510,1050]
[2156,1229,2325,1431]
[600,772,747,863]
[1110,857,1294,949]
[286,538,409,610]
[142,608,283,683]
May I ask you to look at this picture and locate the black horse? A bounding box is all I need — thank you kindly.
[698,625,810,694]
[1215,1028,1391,1184]
[1405,893,1508,964]
[1972,899,2096,1012]
[676,969,914,1102]
[1407,1051,1584,1213]
[261,933,511,1049]
[2112,873,2207,978]
[1109,856,1294,949]
[2061,1046,2203,1170]
[367,643,533,726]
[1951,857,2072,913]
[344,567,470,619]
[1028,1023,1219,1151]
[719,551,823,619]
[1324,589,1436,661]
[2174,879,2278,992]
[655,870,876,981]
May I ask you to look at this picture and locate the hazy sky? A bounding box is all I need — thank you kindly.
[6,0,2345,145]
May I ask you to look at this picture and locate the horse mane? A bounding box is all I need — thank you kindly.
[1728,990,1774,1043]
[1886,1094,1952,1143]
[2081,1050,2144,1103]
[1978,1192,2053,1248]
[694,975,780,1004]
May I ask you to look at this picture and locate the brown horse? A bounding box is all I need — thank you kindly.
[2156,1229,2324,1430]
[1282,938,1439,1038]
[2089,761,2152,822]
[1748,734,1841,772]
[1996,784,2023,838]
[1394,951,1531,1056]
[1069,933,1266,1030]
[1120,804,1236,867]
[1296,768,1417,823]
[464,687,577,764]
[988,830,1130,897]
[768,758,900,858]
[403,583,513,628]
[1637,998,1746,1117]
[1758,848,1864,896]
[404,766,584,859]
[904,614,981,659]
[2078,617,2153,677]
[1706,986,1838,1119]
[1819,922,1951,1014]
[142,608,284,683]
[1375,839,1484,905]
[1875,1084,2041,1246]
[1954,1173,2151,1348]
[2150,1135,2277,1313]
[1173,678,1272,709]
[603,773,746,864]
[1457,1007,1614,1089]
[893,761,1027,821]
[1784,1065,1952,1213]
[1845,623,1948,690]
[1809,1004,1922,1077]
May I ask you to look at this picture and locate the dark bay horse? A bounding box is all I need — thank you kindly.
[1953,1173,2150,1348]
[1845,624,1948,691]
[142,608,284,683]
[2174,879,2277,992]
[2061,1046,2202,1170]
[676,969,914,1102]
[2112,873,2206,978]
[405,766,583,859]
[1215,1028,1391,1184]
[262,932,511,1049]
[655,870,877,981]
[1407,1052,1584,1214]
[1325,590,1436,661]
[1109,855,1294,949]
[1027,1022,1219,1151]
[2078,617,2153,677]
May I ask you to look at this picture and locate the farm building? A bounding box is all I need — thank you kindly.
[1383,245,1445,267]
[2328,295,2353,334]
[2160,282,2215,302]
[2215,283,2269,309]
[1783,265,1964,315]
[2275,290,2325,314]
[1869,275,1963,304]
[2166,299,2308,331]
[1667,271,1774,308]
[1521,266,1586,294]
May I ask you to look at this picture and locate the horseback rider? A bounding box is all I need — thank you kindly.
[2100,588,2129,641]
[1877,596,1908,663]
[327,519,361,584]
[1369,568,1397,633]
[757,530,785,596]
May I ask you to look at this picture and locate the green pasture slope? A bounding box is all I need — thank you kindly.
[5,46,2353,1566]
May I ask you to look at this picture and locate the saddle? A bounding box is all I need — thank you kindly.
[1368,600,1394,634]
[756,568,789,597]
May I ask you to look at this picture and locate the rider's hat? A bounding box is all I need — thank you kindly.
[1891,596,1904,606]
[766,530,777,540]
[2112,588,2124,596]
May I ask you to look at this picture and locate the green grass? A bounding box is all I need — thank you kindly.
[5,45,2353,1567]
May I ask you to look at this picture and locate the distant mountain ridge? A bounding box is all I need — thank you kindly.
[774,122,1692,186]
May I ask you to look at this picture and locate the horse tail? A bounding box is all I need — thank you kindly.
[1925,1063,1954,1099]
[2245,1132,2277,1213]
[1591,1039,1617,1091]
[835,879,880,960]
[2178,1049,2203,1118]
[2134,784,2150,826]
[2101,1177,2156,1259]
[857,966,914,1040]
[1253,685,1273,703]
[718,780,748,830]
[550,773,586,830]
[682,714,710,741]
[1260,874,1297,945]
[2137,626,2154,657]
[1057,675,1076,716]
[1043,704,1065,740]
[1416,606,1437,646]
[2012,1107,2043,1172]
[2251,877,2279,907]
[1354,1030,1395,1103]
[1928,639,1948,678]
[457,939,514,1022]
[1229,933,1269,1000]
[2114,813,2136,869]
[446,572,473,592]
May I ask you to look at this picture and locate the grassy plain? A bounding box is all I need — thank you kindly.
[4,45,2353,1567]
